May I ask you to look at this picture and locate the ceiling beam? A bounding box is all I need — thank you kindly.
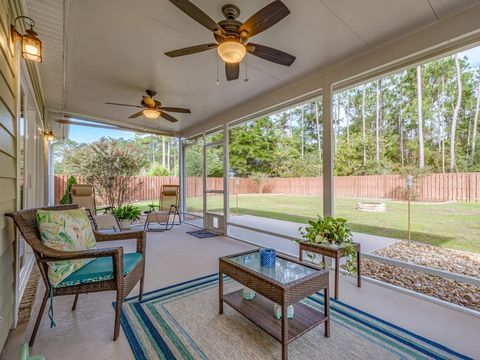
[48,109,175,136]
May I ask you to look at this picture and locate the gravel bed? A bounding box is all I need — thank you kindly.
[361,241,480,311]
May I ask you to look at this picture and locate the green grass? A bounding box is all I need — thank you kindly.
[132,195,480,254]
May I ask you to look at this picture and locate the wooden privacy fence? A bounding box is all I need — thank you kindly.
[55,172,480,204]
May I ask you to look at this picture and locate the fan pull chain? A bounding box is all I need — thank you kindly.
[244,55,249,82]
[216,55,219,85]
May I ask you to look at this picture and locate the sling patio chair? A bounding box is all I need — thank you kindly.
[6,204,146,346]
[144,184,181,231]
[70,184,121,231]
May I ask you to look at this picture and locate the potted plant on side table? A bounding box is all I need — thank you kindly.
[299,216,358,274]
[114,205,141,230]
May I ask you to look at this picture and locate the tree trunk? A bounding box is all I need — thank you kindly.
[441,75,446,173]
[399,106,404,167]
[417,65,425,169]
[471,74,480,163]
[362,85,366,165]
[375,80,381,165]
[162,136,166,167]
[450,55,462,173]
[315,101,321,161]
[301,106,305,160]
[346,97,350,145]
[167,139,171,171]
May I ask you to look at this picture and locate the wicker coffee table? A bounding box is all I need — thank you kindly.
[219,250,330,360]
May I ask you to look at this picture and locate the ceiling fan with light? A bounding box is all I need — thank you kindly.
[164,0,296,81]
[105,90,191,122]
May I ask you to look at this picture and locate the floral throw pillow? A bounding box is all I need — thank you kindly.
[37,208,96,287]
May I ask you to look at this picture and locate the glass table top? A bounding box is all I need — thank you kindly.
[229,251,317,284]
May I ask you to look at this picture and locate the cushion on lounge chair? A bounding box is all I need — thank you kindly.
[37,208,96,286]
[57,252,143,288]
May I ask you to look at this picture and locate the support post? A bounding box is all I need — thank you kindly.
[323,81,334,217]
[223,123,230,236]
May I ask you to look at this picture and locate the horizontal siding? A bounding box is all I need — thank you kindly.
[0,98,14,135]
[0,70,14,115]
[0,125,14,157]
[0,0,15,351]
[0,211,15,262]
[0,178,15,204]
[0,152,15,178]
[0,199,14,231]
[0,242,14,294]
[0,244,14,349]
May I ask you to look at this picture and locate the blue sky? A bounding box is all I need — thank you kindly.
[69,124,135,143]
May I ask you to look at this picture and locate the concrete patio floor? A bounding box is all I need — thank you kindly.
[1,223,478,359]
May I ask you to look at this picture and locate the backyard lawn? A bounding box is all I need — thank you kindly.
[134,195,480,254]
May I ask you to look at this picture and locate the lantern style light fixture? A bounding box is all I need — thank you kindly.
[44,130,54,141]
[143,109,160,119]
[11,16,43,63]
[217,40,246,64]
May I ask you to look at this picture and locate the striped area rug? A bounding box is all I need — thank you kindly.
[119,274,471,360]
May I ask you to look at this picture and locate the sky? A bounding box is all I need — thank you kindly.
[68,46,480,144]
[68,123,135,143]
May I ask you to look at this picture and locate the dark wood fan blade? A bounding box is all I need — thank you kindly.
[239,0,290,38]
[168,0,225,36]
[248,43,296,66]
[160,112,178,123]
[159,107,191,113]
[129,111,144,119]
[225,62,239,81]
[105,102,143,108]
[165,43,218,57]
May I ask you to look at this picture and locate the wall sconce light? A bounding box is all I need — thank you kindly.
[11,16,42,63]
[44,130,54,141]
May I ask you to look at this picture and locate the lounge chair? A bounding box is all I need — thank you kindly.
[70,184,121,231]
[6,205,146,346]
[144,184,181,231]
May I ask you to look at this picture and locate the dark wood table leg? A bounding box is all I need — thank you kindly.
[299,247,303,262]
[357,250,361,288]
[334,255,339,300]
[324,286,330,337]
[219,272,223,315]
[282,304,288,360]
[322,255,326,268]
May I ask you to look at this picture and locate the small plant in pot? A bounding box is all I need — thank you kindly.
[298,216,357,274]
[114,205,141,230]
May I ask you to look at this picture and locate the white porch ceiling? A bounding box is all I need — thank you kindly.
[28,0,480,135]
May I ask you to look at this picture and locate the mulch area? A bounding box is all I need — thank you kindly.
[361,241,480,312]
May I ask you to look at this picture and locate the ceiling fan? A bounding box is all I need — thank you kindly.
[165,0,296,81]
[105,90,191,122]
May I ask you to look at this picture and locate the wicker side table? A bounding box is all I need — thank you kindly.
[299,242,361,300]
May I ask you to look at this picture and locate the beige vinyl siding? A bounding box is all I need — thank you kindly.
[0,0,16,351]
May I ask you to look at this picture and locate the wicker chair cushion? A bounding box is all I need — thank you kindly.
[37,208,96,286]
[57,253,142,288]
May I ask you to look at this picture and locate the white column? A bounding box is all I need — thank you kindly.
[223,123,230,235]
[178,137,184,218]
[322,81,334,216]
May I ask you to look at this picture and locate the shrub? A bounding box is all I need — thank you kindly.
[60,176,77,204]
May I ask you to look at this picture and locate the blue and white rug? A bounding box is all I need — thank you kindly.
[119,274,471,359]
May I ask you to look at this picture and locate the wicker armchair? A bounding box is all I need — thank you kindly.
[6,204,146,346]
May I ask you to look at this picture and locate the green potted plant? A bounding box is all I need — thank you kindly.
[298,216,357,274]
[114,205,141,230]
